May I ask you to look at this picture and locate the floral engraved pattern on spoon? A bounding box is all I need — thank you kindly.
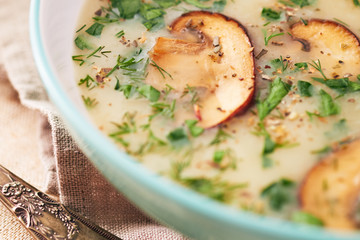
[1,181,79,240]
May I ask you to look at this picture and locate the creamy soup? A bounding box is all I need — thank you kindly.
[73,0,360,229]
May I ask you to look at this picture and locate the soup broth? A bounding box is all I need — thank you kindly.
[73,0,360,229]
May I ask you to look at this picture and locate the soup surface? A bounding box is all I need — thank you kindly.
[73,0,360,229]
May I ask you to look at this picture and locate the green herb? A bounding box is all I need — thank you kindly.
[309,59,327,80]
[185,120,204,137]
[111,112,137,134]
[261,178,295,211]
[325,119,348,140]
[154,0,181,8]
[76,24,87,33]
[311,145,332,155]
[140,4,166,31]
[138,85,161,102]
[86,22,105,36]
[181,177,248,202]
[318,89,340,117]
[115,30,125,38]
[92,16,120,24]
[355,0,360,6]
[106,55,144,78]
[300,17,308,25]
[150,60,173,79]
[141,4,166,20]
[78,75,98,89]
[74,35,94,50]
[167,128,189,148]
[81,95,98,109]
[212,0,227,12]
[297,80,313,97]
[213,150,225,164]
[257,77,291,121]
[210,128,232,145]
[262,29,285,46]
[255,123,277,168]
[149,100,176,120]
[109,112,137,147]
[333,18,349,27]
[87,46,105,58]
[312,77,360,95]
[294,62,309,71]
[136,130,167,155]
[181,85,199,104]
[278,0,313,8]
[271,56,289,72]
[72,55,85,66]
[163,84,175,100]
[183,0,227,12]
[114,79,136,99]
[261,8,281,21]
[183,0,211,9]
[357,74,360,81]
[111,0,141,19]
[291,211,324,226]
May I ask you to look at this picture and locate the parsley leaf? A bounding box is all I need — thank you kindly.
[318,89,340,117]
[74,35,94,50]
[140,4,166,31]
[181,178,247,202]
[297,80,313,97]
[261,8,281,21]
[270,56,289,72]
[291,211,324,226]
[112,0,141,19]
[154,0,181,8]
[213,150,225,164]
[279,0,313,8]
[138,85,161,102]
[257,77,291,121]
[85,22,105,36]
[167,128,189,148]
[355,0,360,6]
[185,120,204,137]
[261,178,295,211]
[294,62,309,71]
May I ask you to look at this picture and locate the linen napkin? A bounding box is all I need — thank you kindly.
[0,0,189,239]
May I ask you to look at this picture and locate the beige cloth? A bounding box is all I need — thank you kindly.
[0,0,188,239]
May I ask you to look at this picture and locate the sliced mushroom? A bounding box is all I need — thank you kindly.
[300,139,360,229]
[146,11,255,128]
[290,19,360,62]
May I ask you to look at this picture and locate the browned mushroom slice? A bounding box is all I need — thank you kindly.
[146,11,255,128]
[299,139,360,230]
[290,19,360,64]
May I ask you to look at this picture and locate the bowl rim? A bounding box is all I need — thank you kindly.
[29,0,360,239]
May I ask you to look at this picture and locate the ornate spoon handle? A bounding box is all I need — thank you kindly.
[0,164,122,240]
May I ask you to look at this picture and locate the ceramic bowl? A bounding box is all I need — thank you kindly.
[29,0,360,239]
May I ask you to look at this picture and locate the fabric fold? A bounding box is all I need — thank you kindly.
[0,0,188,239]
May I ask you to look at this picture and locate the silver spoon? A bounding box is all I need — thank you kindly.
[0,164,122,240]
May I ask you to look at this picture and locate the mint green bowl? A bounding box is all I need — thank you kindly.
[29,0,360,239]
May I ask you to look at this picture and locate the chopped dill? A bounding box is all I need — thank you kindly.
[78,75,98,90]
[81,95,98,109]
[262,29,285,46]
[309,59,328,80]
[150,60,173,79]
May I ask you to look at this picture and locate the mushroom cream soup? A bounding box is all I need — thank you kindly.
[73,0,360,229]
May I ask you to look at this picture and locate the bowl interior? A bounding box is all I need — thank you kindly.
[30,0,360,239]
